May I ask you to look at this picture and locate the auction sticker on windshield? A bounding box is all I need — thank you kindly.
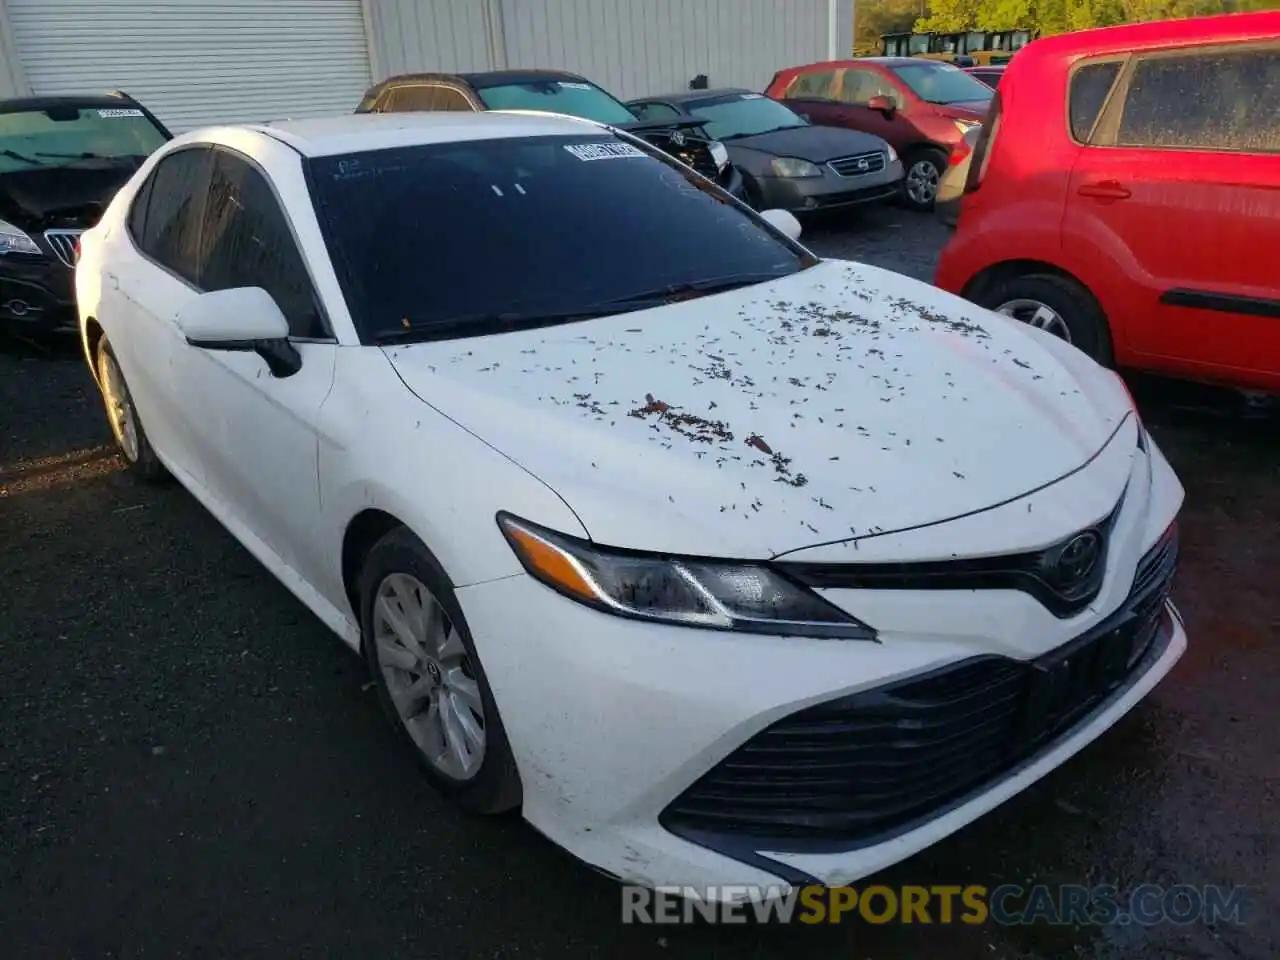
[98,108,144,118]
[564,142,645,161]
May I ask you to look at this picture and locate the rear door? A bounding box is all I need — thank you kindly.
[775,68,842,127]
[1066,42,1280,388]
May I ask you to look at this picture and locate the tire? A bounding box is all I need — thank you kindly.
[977,273,1114,366]
[95,338,168,482]
[359,526,521,814]
[900,148,947,212]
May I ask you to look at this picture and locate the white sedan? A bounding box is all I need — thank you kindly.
[76,111,1186,894]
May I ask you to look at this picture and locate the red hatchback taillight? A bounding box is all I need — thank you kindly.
[964,91,1002,194]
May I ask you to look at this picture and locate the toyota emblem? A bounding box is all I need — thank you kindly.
[1048,531,1103,591]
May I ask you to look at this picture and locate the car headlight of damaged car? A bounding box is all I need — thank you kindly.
[498,513,877,640]
[0,218,41,256]
[709,140,729,171]
[771,156,823,179]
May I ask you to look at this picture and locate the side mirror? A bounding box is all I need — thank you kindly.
[176,287,302,378]
[798,113,812,122]
[866,94,896,119]
[759,208,803,241]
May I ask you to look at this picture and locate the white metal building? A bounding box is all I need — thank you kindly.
[0,0,853,132]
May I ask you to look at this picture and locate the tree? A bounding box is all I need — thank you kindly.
[856,0,933,54]
[915,0,981,31]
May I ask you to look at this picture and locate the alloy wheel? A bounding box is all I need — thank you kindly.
[99,350,140,462]
[994,298,1074,343]
[905,159,941,206]
[372,572,486,780]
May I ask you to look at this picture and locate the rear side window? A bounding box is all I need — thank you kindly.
[632,102,682,121]
[198,150,324,338]
[132,147,211,283]
[1116,45,1280,153]
[1069,61,1122,142]
[787,70,837,100]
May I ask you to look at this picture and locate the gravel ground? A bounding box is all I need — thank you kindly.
[1,208,1276,959]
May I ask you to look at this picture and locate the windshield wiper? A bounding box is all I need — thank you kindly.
[370,307,632,345]
[602,272,787,308]
[1,147,46,165]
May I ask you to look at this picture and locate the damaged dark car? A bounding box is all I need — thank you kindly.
[1,94,171,333]
[356,70,746,201]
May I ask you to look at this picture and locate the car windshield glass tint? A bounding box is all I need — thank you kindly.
[891,63,994,105]
[0,106,168,173]
[687,95,806,140]
[308,135,807,343]
[475,80,637,124]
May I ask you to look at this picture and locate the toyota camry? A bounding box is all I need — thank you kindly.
[75,111,1186,895]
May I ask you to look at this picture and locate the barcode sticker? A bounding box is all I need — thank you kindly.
[98,108,144,118]
[564,142,645,161]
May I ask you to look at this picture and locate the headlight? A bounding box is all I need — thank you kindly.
[886,143,899,163]
[709,140,729,171]
[953,118,981,136]
[497,513,877,640]
[0,218,40,256]
[770,156,823,179]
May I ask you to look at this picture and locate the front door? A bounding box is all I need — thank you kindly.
[171,146,336,589]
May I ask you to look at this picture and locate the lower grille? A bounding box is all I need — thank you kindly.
[662,525,1179,849]
[828,151,887,177]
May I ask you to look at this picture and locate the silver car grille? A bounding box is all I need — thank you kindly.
[43,229,85,268]
[828,152,887,178]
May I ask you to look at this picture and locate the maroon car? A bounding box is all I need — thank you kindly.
[766,57,993,211]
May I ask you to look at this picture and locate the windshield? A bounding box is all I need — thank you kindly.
[475,80,637,125]
[308,134,809,343]
[0,106,168,173]
[891,62,994,105]
[685,94,806,140]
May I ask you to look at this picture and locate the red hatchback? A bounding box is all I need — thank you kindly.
[935,12,1280,393]
[766,58,993,211]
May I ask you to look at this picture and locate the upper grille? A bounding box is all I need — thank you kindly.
[661,525,1179,851]
[779,500,1124,619]
[43,229,84,268]
[828,151,887,177]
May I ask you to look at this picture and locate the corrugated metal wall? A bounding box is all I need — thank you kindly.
[365,0,837,99]
[362,0,497,78]
[0,0,29,99]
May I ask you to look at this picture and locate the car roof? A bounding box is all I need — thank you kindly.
[374,69,590,89]
[786,57,920,71]
[634,88,755,105]
[0,93,144,114]
[1020,9,1278,59]
[238,111,610,157]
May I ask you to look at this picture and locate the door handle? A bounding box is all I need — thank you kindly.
[1077,180,1131,200]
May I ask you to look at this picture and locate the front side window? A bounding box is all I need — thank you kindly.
[0,104,168,174]
[1116,45,1280,153]
[1069,60,1123,142]
[308,134,811,343]
[839,69,900,106]
[131,147,211,283]
[198,150,324,338]
[685,94,806,139]
[890,61,994,105]
[787,70,837,100]
[473,79,636,124]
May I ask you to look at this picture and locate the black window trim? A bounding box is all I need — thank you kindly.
[125,141,337,344]
[1089,39,1280,154]
[1065,53,1130,146]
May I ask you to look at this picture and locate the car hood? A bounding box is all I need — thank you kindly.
[385,260,1132,559]
[0,160,140,231]
[935,100,991,122]
[725,125,890,163]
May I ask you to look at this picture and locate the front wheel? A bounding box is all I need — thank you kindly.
[359,526,521,814]
[96,339,168,481]
[900,149,946,212]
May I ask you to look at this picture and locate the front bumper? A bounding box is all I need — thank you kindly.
[456,441,1186,893]
[758,158,904,213]
[0,254,77,332]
